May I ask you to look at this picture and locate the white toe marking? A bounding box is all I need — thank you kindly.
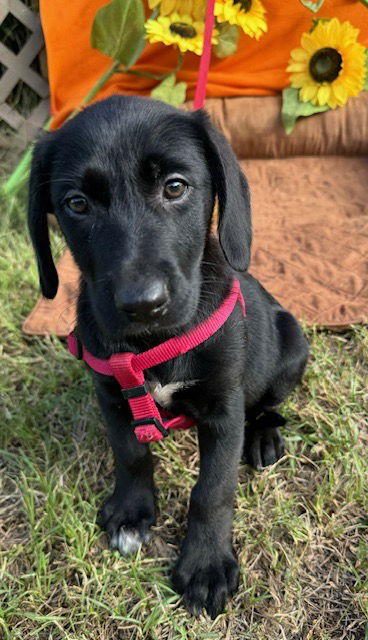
[118,529,141,556]
[150,380,197,408]
[111,527,151,556]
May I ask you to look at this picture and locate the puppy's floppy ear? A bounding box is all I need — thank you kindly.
[193,110,252,271]
[28,136,58,299]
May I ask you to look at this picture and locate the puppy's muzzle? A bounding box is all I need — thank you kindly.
[114,278,170,323]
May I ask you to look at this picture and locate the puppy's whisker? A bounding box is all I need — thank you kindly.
[200,260,223,267]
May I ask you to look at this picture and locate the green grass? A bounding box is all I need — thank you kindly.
[0,183,367,639]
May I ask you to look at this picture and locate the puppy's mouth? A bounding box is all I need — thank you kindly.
[94,286,200,340]
[123,298,170,324]
[121,295,198,337]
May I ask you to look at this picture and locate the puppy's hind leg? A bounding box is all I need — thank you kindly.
[244,310,309,470]
[243,408,286,469]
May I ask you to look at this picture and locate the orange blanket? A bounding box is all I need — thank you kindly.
[39,0,368,127]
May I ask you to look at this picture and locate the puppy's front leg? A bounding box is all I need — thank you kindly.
[173,390,244,618]
[92,372,156,556]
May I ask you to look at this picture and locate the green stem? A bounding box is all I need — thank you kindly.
[119,50,184,82]
[2,146,33,197]
[2,117,53,197]
[67,60,120,120]
[120,68,165,80]
[172,50,184,75]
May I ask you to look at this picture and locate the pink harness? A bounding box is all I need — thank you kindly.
[68,279,245,443]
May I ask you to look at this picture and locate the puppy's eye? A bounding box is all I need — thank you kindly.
[163,179,187,200]
[66,195,88,213]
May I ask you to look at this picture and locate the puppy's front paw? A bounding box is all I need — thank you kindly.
[172,545,239,619]
[99,489,155,556]
[243,413,285,469]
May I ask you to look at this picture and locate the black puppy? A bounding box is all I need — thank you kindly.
[28,96,309,618]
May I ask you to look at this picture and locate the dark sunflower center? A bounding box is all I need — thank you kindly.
[309,47,342,83]
[234,0,252,11]
[169,22,196,38]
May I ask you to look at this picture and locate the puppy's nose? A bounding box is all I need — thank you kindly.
[114,279,169,321]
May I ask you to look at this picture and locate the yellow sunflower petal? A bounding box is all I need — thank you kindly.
[325,17,339,45]
[316,84,331,106]
[192,0,206,20]
[328,95,339,109]
[331,82,348,106]
[159,0,204,17]
[290,48,309,62]
[339,20,360,44]
[290,72,311,87]
[299,84,318,103]
[300,33,319,55]
[286,62,307,72]
[181,0,194,15]
[160,0,177,15]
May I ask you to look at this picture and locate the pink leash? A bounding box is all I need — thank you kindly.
[68,279,246,443]
[193,0,216,110]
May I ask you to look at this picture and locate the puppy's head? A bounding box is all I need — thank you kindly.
[28,96,251,338]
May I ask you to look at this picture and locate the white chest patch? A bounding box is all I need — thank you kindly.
[149,380,197,409]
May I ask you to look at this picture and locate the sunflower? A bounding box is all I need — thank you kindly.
[287,18,366,109]
[148,0,206,21]
[145,12,218,56]
[214,0,267,40]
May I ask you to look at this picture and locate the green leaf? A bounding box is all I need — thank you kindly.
[281,87,329,134]
[364,50,368,90]
[358,0,368,6]
[91,0,145,67]
[151,75,187,107]
[213,23,239,59]
[299,0,325,12]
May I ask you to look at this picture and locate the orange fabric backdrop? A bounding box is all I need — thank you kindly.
[40,0,368,127]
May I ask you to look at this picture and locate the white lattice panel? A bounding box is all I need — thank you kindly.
[0,0,49,143]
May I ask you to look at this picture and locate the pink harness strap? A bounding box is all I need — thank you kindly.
[68,278,245,443]
[193,0,216,110]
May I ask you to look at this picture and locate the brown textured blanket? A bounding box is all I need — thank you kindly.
[23,94,368,335]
